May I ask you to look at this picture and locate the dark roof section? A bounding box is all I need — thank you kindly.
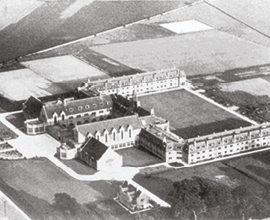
[23,96,43,119]
[80,137,108,160]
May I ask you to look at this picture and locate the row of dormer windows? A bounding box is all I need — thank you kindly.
[68,102,111,112]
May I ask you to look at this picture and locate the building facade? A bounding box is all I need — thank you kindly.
[117,181,152,212]
[78,137,123,171]
[78,68,186,97]
[74,114,142,149]
[182,123,270,164]
[137,126,184,163]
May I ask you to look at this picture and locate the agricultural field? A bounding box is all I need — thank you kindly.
[91,29,270,76]
[0,68,66,101]
[22,55,108,82]
[0,158,121,220]
[138,89,251,139]
[220,78,270,97]
[0,0,43,31]
[205,0,270,39]
[0,0,186,62]
[115,147,162,167]
[141,1,270,48]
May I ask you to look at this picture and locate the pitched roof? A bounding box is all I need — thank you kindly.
[43,95,113,118]
[76,114,142,136]
[80,137,108,160]
[23,96,43,118]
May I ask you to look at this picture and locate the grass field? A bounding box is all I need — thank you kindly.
[0,121,18,140]
[91,29,270,76]
[115,147,162,167]
[220,78,270,97]
[133,157,266,203]
[22,55,108,82]
[0,158,121,219]
[59,158,97,175]
[224,150,270,186]
[138,89,250,139]
[205,0,270,40]
[142,1,270,48]
[0,1,185,62]
[0,68,66,101]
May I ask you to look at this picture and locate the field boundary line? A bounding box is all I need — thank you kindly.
[184,87,258,125]
[204,1,270,41]
[0,190,32,220]
[27,0,204,56]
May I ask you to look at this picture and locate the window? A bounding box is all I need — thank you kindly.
[105,134,108,143]
[85,105,90,109]
[121,130,124,139]
[113,132,116,141]
[62,114,65,121]
[93,104,97,108]
[96,134,100,141]
[78,106,83,110]
[69,108,73,112]
[129,129,131,138]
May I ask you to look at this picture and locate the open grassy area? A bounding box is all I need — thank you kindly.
[0,1,184,62]
[0,158,121,219]
[91,29,270,76]
[205,0,270,40]
[59,158,97,175]
[138,89,250,139]
[115,146,162,167]
[224,149,270,186]
[0,68,67,101]
[133,157,266,203]
[0,121,18,140]
[142,1,270,48]
[220,78,270,97]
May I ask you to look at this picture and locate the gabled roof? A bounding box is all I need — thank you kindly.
[80,137,108,160]
[76,114,142,136]
[42,95,113,118]
[23,96,43,118]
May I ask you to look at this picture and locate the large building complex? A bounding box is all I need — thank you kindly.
[23,67,270,168]
[182,123,270,164]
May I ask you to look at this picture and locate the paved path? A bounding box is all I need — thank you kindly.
[0,190,31,220]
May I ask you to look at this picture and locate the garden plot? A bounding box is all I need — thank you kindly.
[0,69,66,101]
[220,78,270,97]
[91,30,270,76]
[21,55,108,82]
[160,20,212,34]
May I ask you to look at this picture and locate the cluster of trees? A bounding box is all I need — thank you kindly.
[205,88,270,123]
[169,177,270,220]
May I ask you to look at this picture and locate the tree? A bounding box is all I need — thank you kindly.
[53,193,79,215]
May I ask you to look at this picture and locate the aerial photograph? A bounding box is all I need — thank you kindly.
[1,0,270,219]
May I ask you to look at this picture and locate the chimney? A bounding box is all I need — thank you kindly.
[150,109,154,115]
[137,101,141,107]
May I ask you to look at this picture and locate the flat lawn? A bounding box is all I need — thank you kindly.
[5,112,25,130]
[138,89,250,139]
[224,149,270,185]
[22,55,109,82]
[115,147,162,167]
[0,158,121,219]
[133,157,266,203]
[220,78,270,97]
[0,121,18,140]
[91,30,270,76]
[0,69,66,101]
[59,158,97,175]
